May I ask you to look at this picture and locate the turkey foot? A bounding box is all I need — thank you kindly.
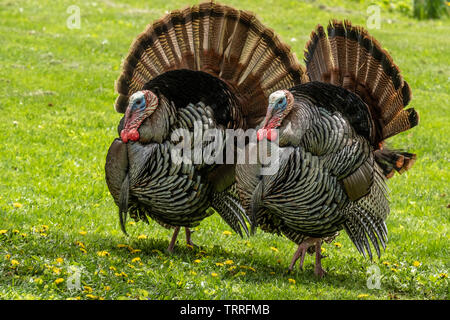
[185,228,196,248]
[289,237,325,277]
[314,240,326,278]
[167,226,181,253]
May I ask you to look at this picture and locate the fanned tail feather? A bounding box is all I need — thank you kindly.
[304,19,419,146]
[374,147,417,178]
[115,1,306,129]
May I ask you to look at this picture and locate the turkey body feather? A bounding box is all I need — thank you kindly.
[105,2,305,250]
[236,20,418,276]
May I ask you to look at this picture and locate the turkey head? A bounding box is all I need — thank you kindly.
[257,90,294,142]
[120,90,162,144]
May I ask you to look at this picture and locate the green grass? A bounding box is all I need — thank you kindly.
[0,0,449,300]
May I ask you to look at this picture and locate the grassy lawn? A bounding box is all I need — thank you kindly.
[0,0,448,300]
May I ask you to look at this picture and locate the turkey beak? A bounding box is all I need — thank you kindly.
[120,108,141,143]
[257,105,276,141]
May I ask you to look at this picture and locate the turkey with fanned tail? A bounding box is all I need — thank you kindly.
[105,1,305,252]
[236,20,419,276]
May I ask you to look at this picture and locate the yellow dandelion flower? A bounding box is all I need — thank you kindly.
[382,261,390,266]
[193,259,201,263]
[115,272,128,278]
[237,271,246,276]
[117,244,128,248]
[34,278,43,285]
[55,257,64,264]
[439,273,448,279]
[127,279,134,284]
[131,257,141,263]
[83,286,93,293]
[222,231,232,236]
[190,271,197,276]
[109,266,117,271]
[358,294,369,298]
[54,278,64,285]
[0,230,8,235]
[5,254,11,260]
[137,234,147,240]
[130,249,141,254]
[40,233,48,237]
[228,266,236,271]
[104,286,111,291]
[288,278,296,284]
[79,247,87,254]
[391,268,398,273]
[413,261,420,267]
[334,242,342,248]
[41,225,49,231]
[13,202,23,208]
[128,221,135,226]
[86,294,98,300]
[211,272,218,277]
[20,233,27,238]
[12,229,19,234]
[97,250,110,257]
[74,241,85,248]
[224,260,234,265]
[270,246,278,252]
[321,247,326,253]
[78,231,87,236]
[248,266,256,272]
[215,262,224,267]
[11,259,19,266]
[127,264,135,269]
[52,267,61,275]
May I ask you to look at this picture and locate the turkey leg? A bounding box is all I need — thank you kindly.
[289,237,326,277]
[167,227,195,253]
[185,228,194,247]
[314,240,326,277]
[167,226,181,253]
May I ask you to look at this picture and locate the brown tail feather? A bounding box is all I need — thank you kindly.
[114,1,305,129]
[374,148,417,178]
[304,19,419,145]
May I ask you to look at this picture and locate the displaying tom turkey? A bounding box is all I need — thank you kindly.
[236,20,419,276]
[105,2,305,252]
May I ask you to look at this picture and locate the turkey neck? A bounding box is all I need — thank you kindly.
[277,93,321,147]
[136,96,176,144]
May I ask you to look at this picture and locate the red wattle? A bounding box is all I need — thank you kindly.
[257,129,266,141]
[267,129,278,141]
[120,130,129,143]
[128,129,140,141]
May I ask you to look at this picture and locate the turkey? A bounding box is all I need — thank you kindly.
[235,20,419,276]
[105,2,305,252]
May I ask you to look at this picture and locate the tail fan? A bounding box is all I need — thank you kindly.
[115,1,306,128]
[304,20,419,145]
